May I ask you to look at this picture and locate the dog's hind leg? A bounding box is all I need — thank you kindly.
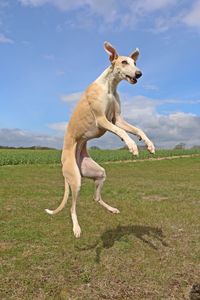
[79,143,120,214]
[70,178,81,238]
[94,172,119,213]
[62,147,82,238]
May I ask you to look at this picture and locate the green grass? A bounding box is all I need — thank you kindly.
[0,157,200,299]
[0,148,200,165]
[0,149,61,166]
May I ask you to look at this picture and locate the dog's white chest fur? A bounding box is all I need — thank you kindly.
[95,71,117,122]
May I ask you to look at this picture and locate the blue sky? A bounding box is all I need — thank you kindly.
[0,0,200,149]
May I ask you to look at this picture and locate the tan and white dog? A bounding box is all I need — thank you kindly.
[45,42,155,238]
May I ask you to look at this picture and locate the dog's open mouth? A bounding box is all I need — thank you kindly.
[126,75,137,84]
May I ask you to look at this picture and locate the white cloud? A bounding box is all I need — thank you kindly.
[0,128,63,149]
[88,110,200,149]
[1,104,200,149]
[142,83,159,91]
[129,0,176,16]
[61,92,82,103]
[19,0,89,10]
[48,122,67,132]
[183,0,200,30]
[51,93,200,149]
[18,0,180,31]
[87,113,200,149]
[121,95,156,121]
[151,1,200,33]
[19,0,200,34]
[151,14,182,33]
[1,94,199,149]
[18,0,176,14]
[119,96,200,148]
[84,0,118,24]
[0,33,13,44]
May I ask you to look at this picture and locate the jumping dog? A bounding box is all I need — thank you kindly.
[45,42,155,238]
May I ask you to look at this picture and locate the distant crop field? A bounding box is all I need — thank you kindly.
[0,148,200,165]
[0,157,200,299]
[0,149,61,166]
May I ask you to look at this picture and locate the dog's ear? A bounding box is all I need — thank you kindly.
[104,41,118,62]
[130,48,140,61]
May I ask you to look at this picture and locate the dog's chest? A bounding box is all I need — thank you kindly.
[104,93,116,121]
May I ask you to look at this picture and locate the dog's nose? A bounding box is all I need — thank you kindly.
[135,70,142,79]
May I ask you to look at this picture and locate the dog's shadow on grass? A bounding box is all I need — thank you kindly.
[76,225,168,263]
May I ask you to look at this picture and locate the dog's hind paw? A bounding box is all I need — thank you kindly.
[73,225,81,238]
[110,207,120,214]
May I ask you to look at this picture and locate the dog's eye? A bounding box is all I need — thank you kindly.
[121,60,128,65]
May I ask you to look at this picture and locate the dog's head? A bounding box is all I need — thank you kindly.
[104,41,142,84]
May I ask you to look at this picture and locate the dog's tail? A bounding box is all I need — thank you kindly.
[45,179,69,215]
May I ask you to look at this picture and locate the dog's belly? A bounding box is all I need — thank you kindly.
[83,126,106,140]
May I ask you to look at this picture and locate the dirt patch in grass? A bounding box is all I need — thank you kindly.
[104,153,200,164]
[0,241,17,251]
[142,194,168,201]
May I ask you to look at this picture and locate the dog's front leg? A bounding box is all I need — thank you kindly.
[96,116,139,155]
[115,115,155,154]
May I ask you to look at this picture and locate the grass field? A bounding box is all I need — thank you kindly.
[0,148,200,165]
[0,155,200,299]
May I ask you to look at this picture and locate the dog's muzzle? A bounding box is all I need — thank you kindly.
[126,70,142,84]
[126,75,137,84]
[135,70,142,79]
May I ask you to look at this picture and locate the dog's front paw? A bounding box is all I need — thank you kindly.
[127,139,139,156]
[147,141,155,154]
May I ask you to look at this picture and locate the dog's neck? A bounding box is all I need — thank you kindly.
[95,66,121,94]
